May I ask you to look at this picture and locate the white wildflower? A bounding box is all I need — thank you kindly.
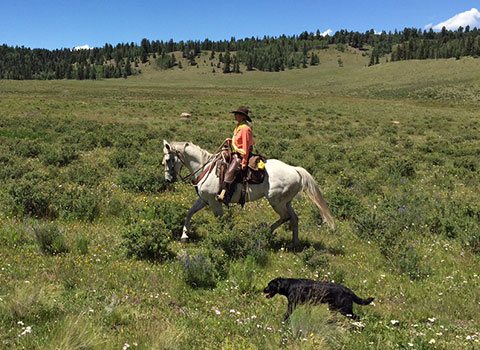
[428,339,435,344]
[19,326,32,337]
[390,320,400,325]
[427,317,436,323]
[123,343,130,350]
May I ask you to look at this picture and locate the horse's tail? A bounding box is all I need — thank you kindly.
[295,167,336,230]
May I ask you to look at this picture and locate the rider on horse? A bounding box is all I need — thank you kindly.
[216,106,255,204]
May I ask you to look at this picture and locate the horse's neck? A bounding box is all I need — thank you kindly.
[177,143,212,172]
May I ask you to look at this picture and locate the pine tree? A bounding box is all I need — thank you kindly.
[223,51,231,73]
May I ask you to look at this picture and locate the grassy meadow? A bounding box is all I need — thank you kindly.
[0,47,480,349]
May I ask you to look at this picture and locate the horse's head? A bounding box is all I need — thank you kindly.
[162,140,183,183]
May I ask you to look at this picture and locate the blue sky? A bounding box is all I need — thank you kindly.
[1,0,479,50]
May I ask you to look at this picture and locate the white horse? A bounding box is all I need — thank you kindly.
[162,140,335,245]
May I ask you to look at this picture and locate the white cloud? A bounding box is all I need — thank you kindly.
[321,29,333,37]
[431,8,480,30]
[73,44,91,51]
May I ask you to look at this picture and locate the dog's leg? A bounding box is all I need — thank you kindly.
[283,301,295,321]
[337,303,359,320]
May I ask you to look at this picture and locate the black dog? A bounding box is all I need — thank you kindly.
[263,277,374,320]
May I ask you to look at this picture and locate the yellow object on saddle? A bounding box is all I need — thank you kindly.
[257,160,265,170]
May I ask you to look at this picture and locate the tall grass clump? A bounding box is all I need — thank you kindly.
[1,283,63,323]
[396,245,431,280]
[229,256,257,294]
[32,221,69,255]
[49,315,104,349]
[288,305,346,347]
[179,251,219,288]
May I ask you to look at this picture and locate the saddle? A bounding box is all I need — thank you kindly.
[216,151,267,206]
[216,152,266,185]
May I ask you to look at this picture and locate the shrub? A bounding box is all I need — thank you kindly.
[9,178,56,218]
[204,222,272,264]
[122,220,173,262]
[325,187,363,220]
[118,166,167,193]
[41,145,78,167]
[110,148,138,168]
[13,139,41,158]
[54,185,100,222]
[151,201,188,237]
[383,157,416,179]
[179,252,219,288]
[64,161,105,186]
[33,221,69,255]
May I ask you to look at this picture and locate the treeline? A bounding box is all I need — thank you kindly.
[0,44,138,80]
[390,26,480,61]
[1,26,480,80]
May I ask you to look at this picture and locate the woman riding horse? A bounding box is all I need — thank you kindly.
[217,106,255,204]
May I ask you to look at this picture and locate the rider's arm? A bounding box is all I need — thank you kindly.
[240,126,253,169]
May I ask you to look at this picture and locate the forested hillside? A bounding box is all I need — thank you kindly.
[1,26,480,80]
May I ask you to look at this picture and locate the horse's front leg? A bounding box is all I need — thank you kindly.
[181,198,207,241]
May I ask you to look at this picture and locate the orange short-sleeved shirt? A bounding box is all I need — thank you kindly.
[232,123,254,168]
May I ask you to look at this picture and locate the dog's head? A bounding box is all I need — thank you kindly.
[263,277,288,299]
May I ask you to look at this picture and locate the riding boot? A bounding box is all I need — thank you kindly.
[223,183,236,205]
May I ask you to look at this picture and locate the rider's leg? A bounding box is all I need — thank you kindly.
[217,154,242,203]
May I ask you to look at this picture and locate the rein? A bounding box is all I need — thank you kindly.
[171,142,226,185]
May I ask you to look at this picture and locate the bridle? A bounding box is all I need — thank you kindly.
[164,147,220,184]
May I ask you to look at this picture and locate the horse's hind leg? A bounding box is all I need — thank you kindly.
[286,202,299,244]
[269,202,289,234]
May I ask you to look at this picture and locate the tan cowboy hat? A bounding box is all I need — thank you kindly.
[231,106,252,122]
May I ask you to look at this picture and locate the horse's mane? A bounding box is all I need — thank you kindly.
[171,141,212,164]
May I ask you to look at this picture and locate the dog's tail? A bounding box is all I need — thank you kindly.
[352,294,374,305]
[295,166,335,230]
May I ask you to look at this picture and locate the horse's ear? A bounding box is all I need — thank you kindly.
[163,140,171,150]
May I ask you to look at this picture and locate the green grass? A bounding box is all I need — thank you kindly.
[0,48,479,349]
